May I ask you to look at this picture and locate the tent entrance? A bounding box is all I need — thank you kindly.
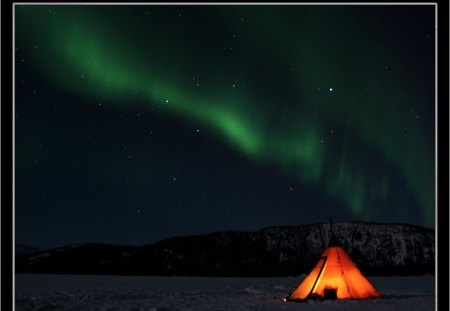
[324,288,338,300]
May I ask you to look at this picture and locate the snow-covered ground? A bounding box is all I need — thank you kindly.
[15,274,435,311]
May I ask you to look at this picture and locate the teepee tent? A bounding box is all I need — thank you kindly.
[286,220,381,301]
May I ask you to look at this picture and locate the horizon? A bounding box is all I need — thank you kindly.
[16,220,435,251]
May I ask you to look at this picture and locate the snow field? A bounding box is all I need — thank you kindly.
[15,274,435,311]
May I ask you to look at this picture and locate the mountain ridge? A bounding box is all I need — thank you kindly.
[16,222,435,277]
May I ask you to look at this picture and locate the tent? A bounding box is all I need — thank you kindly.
[285,223,381,301]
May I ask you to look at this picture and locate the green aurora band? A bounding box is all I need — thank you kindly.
[15,6,435,226]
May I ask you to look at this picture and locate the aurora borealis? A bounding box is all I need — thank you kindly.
[14,4,436,249]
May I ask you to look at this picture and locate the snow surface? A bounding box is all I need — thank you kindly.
[15,274,435,311]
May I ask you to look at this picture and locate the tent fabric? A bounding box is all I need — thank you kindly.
[286,246,381,300]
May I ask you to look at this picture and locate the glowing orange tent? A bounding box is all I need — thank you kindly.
[286,223,381,301]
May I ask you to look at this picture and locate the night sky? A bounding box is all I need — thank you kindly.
[14,4,436,250]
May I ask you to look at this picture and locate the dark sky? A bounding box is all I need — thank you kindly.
[14,4,436,250]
